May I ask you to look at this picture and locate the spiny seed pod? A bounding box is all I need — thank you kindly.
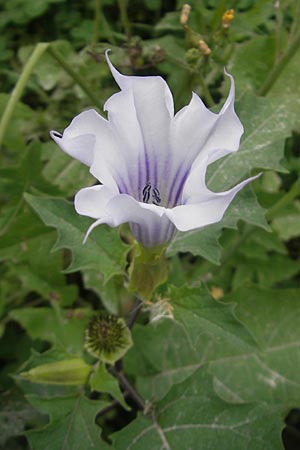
[84,313,133,364]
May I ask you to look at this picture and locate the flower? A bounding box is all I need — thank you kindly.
[50,52,258,248]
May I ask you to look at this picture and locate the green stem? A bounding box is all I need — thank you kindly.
[109,366,145,411]
[0,42,49,149]
[198,72,214,107]
[47,45,102,109]
[92,0,101,44]
[266,176,300,220]
[258,26,300,96]
[117,0,131,38]
[195,59,214,107]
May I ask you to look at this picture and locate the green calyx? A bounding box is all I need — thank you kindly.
[128,243,169,300]
[84,313,133,364]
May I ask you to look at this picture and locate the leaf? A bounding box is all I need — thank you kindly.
[0,143,60,235]
[207,93,291,192]
[42,141,95,197]
[0,214,78,307]
[125,285,256,401]
[229,35,276,93]
[272,208,300,240]
[10,306,91,354]
[25,394,110,450]
[112,367,283,450]
[24,194,129,282]
[210,284,300,408]
[0,389,41,446]
[90,363,129,410]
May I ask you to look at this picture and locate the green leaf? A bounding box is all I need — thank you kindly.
[207,93,291,192]
[24,194,129,281]
[10,306,91,354]
[0,215,78,306]
[90,363,129,410]
[125,285,256,401]
[25,394,110,450]
[42,141,95,197]
[0,389,41,446]
[272,207,300,240]
[210,284,300,408]
[112,367,283,450]
[229,35,276,93]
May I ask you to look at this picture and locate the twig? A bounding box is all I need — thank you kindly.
[127,297,143,329]
[109,366,145,411]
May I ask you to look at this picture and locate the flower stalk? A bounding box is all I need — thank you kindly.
[0,42,49,149]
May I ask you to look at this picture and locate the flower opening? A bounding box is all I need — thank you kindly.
[50,52,259,248]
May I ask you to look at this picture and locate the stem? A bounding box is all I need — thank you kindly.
[258,26,300,96]
[197,73,214,107]
[47,45,103,109]
[110,366,145,411]
[195,57,214,107]
[126,297,143,329]
[92,0,101,44]
[96,399,120,418]
[0,43,49,149]
[117,0,131,38]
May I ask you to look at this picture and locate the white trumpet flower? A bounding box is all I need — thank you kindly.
[51,52,258,248]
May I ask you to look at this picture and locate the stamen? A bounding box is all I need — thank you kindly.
[142,183,151,203]
[142,184,161,205]
[152,187,161,205]
[52,131,63,138]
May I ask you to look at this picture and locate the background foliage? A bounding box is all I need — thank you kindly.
[0,0,300,449]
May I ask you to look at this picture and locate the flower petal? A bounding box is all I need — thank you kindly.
[74,185,116,219]
[166,174,260,231]
[105,52,174,201]
[50,109,128,194]
[167,72,243,206]
[50,109,101,166]
[76,187,175,247]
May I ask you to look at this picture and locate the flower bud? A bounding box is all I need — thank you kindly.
[20,358,91,385]
[198,39,211,56]
[84,313,133,364]
[222,9,234,28]
[180,4,191,26]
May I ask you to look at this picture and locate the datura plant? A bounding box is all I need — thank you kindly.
[3,1,300,448]
[50,52,258,299]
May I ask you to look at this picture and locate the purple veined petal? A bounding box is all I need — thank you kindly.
[50,109,131,195]
[80,192,176,248]
[167,72,243,206]
[74,185,117,219]
[166,174,261,231]
[105,52,174,203]
[50,109,101,166]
